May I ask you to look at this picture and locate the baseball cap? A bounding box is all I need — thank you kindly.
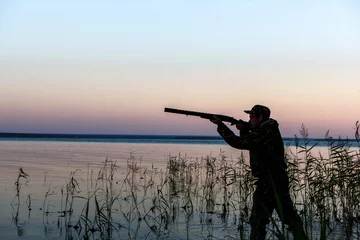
[244,105,271,117]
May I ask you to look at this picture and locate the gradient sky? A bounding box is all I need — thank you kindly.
[1,1,359,138]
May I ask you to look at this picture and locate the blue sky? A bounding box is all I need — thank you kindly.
[1,1,359,138]
[1,1,359,57]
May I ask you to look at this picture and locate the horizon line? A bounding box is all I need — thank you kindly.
[0,132,358,141]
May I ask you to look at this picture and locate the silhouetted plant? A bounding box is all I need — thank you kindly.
[9,121,360,239]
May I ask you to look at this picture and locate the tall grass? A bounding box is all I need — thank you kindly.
[10,123,360,239]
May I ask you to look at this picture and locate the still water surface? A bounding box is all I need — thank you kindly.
[0,137,357,239]
[0,140,248,239]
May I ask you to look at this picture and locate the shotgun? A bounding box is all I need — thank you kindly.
[164,107,247,125]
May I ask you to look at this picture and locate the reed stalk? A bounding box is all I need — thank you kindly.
[9,121,360,239]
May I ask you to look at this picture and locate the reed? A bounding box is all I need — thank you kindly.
[10,122,360,239]
[11,167,29,206]
[10,167,29,237]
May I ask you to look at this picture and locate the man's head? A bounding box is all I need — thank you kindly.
[244,105,271,128]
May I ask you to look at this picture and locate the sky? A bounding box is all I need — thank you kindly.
[1,1,359,138]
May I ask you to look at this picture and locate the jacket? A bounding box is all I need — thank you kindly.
[217,118,288,181]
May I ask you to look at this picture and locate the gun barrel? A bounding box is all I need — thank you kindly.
[164,107,241,124]
[164,107,209,117]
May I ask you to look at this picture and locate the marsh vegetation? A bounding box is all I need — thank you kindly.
[10,123,360,239]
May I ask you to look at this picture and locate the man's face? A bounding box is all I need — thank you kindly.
[248,113,262,129]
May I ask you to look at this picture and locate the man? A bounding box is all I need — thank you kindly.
[210,105,307,240]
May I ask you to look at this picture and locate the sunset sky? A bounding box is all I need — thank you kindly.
[1,1,359,138]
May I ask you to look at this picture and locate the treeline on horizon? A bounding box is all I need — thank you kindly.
[1,122,359,142]
[0,131,359,142]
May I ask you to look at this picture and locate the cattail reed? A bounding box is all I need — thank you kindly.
[10,122,360,239]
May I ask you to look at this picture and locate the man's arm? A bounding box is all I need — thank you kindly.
[219,121,255,150]
[210,116,270,150]
[210,117,252,150]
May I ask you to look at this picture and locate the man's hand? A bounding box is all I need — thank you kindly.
[209,116,222,125]
[235,120,249,130]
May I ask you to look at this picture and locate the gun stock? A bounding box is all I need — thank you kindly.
[164,107,243,125]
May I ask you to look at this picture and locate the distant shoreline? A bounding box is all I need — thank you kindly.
[0,132,357,142]
[0,132,221,139]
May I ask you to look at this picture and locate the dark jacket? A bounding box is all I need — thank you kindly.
[217,118,288,181]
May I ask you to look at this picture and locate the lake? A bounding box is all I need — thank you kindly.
[0,135,359,239]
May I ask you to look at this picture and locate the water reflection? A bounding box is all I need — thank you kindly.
[11,204,25,236]
[2,140,360,239]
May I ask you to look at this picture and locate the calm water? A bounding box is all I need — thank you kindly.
[0,137,244,240]
[0,135,358,239]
